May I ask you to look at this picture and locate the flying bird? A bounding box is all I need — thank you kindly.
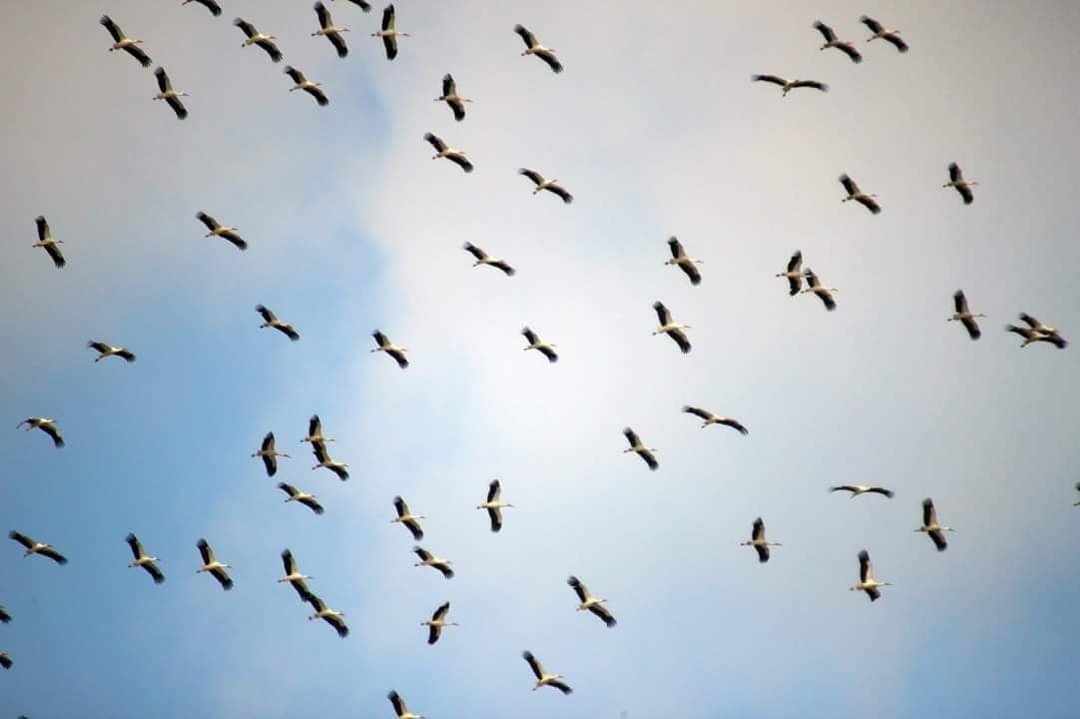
[522,327,558,363]
[751,74,828,96]
[518,169,573,203]
[88,341,135,363]
[278,483,324,515]
[860,16,908,53]
[681,406,748,434]
[424,133,473,173]
[16,418,64,448]
[436,74,472,121]
[284,66,329,106]
[313,2,349,58]
[252,432,289,477]
[234,18,282,62]
[776,250,803,295]
[182,0,222,17]
[196,212,246,250]
[421,601,459,645]
[0,653,10,670]
[9,531,67,565]
[306,594,348,637]
[33,215,65,269]
[622,427,658,471]
[196,539,233,590]
[943,163,977,205]
[1007,313,1068,349]
[463,242,514,275]
[851,549,891,602]
[567,576,616,627]
[813,21,862,63]
[413,546,454,579]
[372,5,409,60]
[522,651,572,694]
[302,415,335,445]
[801,268,838,311]
[829,485,894,499]
[948,291,984,340]
[311,440,349,481]
[477,479,513,533]
[839,174,881,214]
[152,67,188,119]
[372,330,409,368]
[256,305,300,341]
[740,517,781,563]
[915,498,955,552]
[652,301,692,353]
[100,15,151,68]
[125,533,164,584]
[0,607,10,624]
[513,25,562,73]
[388,690,423,719]
[392,496,425,540]
[278,549,314,601]
[664,237,702,286]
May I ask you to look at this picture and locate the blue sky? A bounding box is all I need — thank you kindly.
[2,1,1080,717]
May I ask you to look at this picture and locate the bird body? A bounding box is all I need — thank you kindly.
[372,5,409,60]
[284,66,329,106]
[830,485,894,498]
[740,517,781,563]
[944,163,977,204]
[839,174,881,214]
[915,498,955,551]
[665,237,702,285]
[813,21,862,63]
[278,483,324,514]
[421,601,459,644]
[313,2,349,58]
[392,496,425,540]
[622,427,658,470]
[126,533,164,584]
[522,651,572,693]
[278,549,314,601]
[153,67,189,120]
[196,538,233,590]
[860,16,909,53]
[196,212,246,250]
[477,479,513,532]
[256,305,300,341]
[424,133,473,173]
[413,546,454,578]
[567,576,616,627]
[682,406,748,434]
[463,242,514,275]
[801,268,838,311]
[252,432,290,477]
[16,418,64,448]
[306,593,348,637]
[519,168,573,203]
[521,327,558,363]
[852,549,891,601]
[234,18,282,62]
[776,250,803,295]
[9,531,67,564]
[752,74,828,96]
[88,341,135,363]
[652,301,692,353]
[372,330,409,368]
[33,216,65,269]
[100,16,151,67]
[436,74,472,121]
[948,291,984,340]
[514,25,562,73]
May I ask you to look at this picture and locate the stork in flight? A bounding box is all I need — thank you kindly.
[665,237,702,285]
[421,601,459,644]
[463,242,515,276]
[16,418,64,448]
[125,533,164,584]
[514,24,562,73]
[740,517,781,563]
[153,67,189,120]
[413,546,454,578]
[252,432,289,477]
[948,290,984,340]
[519,169,573,203]
[278,549,314,601]
[682,406,748,434]
[392,496,425,541]
[234,18,283,62]
[196,212,246,250]
[372,330,409,368]
[477,479,513,533]
[313,2,349,58]
[436,74,472,121]
[182,0,222,17]
[801,268,838,311]
[196,539,233,590]
[306,594,348,637]
[522,327,558,363]
[256,305,300,341]
[522,651,572,694]
[88,341,135,363]
[776,250,803,295]
[278,483,324,515]
[622,427,658,470]
[100,15,151,67]
[652,301,691,353]
[860,16,909,53]
[302,415,335,446]
[567,576,616,627]
[839,174,881,214]
[9,531,67,564]
[916,498,955,551]
[1007,314,1068,349]
[752,74,828,96]
[813,21,862,63]
[311,440,349,481]
[852,549,891,601]
[33,216,65,269]
[423,133,473,173]
[284,66,329,106]
[943,163,977,205]
[372,5,409,60]
[830,485,894,499]
[388,690,423,719]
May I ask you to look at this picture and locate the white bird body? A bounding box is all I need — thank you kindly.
[622,427,658,470]
[16,417,64,448]
[477,479,513,532]
[522,651,572,694]
[436,74,472,121]
[152,67,189,120]
[196,538,233,590]
[372,5,409,60]
[392,496,426,540]
[421,601,459,644]
[278,549,314,601]
[915,498,955,551]
[740,517,781,563]
[801,268,838,311]
[830,484,894,499]
[126,533,164,584]
[33,216,65,269]
[513,25,562,73]
[372,330,409,368]
[948,290,984,340]
[652,301,691,353]
[851,549,891,601]
[413,546,454,578]
[306,593,348,637]
[88,341,136,363]
[567,576,616,627]
[313,2,349,58]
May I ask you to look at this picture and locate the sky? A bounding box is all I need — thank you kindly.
[2,1,1080,717]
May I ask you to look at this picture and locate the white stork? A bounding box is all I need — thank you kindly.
[839,174,881,214]
[234,18,283,62]
[372,330,409,368]
[313,2,349,58]
[567,576,616,627]
[196,539,233,590]
[278,483,324,515]
[463,242,514,275]
[372,5,409,60]
[424,133,473,173]
[813,21,862,63]
[948,291,984,340]
[88,341,135,363]
[125,533,164,584]
[311,440,349,481]
[152,67,188,120]
[665,237,702,286]
[196,212,246,250]
[652,301,691,353]
[860,16,908,53]
[388,690,424,719]
[943,163,977,205]
[9,531,67,564]
[182,0,222,17]
[740,517,781,563]
[521,327,558,363]
[522,651,572,694]
[829,485,894,499]
[421,601,459,644]
[33,216,65,269]
[302,415,335,445]
[751,74,828,96]
[518,169,573,203]
[622,427,658,470]
[776,250,803,295]
[1007,313,1068,349]
[477,479,513,533]
[256,305,300,341]
[284,66,328,106]
[16,418,64,448]
[682,406,748,434]
[851,549,891,602]
[392,496,425,540]
[252,432,289,477]
[413,546,454,579]
[916,498,955,552]
[436,74,472,121]
[513,25,562,73]
[278,549,314,601]
[100,15,151,68]
[306,593,348,637]
[801,268,838,311]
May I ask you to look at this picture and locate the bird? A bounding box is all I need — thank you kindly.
[0,653,10,670]
[948,291,984,340]
[252,432,289,477]
[622,427,658,471]
[8,531,67,565]
[916,498,956,552]
[100,16,151,68]
[152,67,189,120]
[740,517,781,563]
[335,0,372,10]
[195,212,247,250]
[234,18,282,62]
[256,305,300,341]
[372,330,409,368]
[278,483,324,515]
[943,163,977,205]
[311,440,349,481]
[87,341,135,363]
[829,485,894,499]
[33,215,65,269]
[125,533,164,584]
[195,539,233,590]
[392,496,425,541]
[776,250,803,295]
[388,690,423,719]
[813,21,862,63]
[751,74,828,96]
[477,479,513,533]
[278,549,314,601]
[413,546,454,579]
[306,594,348,637]
[1074,481,1079,506]
[284,66,329,106]
[522,327,558,363]
[1007,313,1068,349]
[839,174,881,214]
[313,2,349,58]
[851,550,891,602]
[423,133,473,173]
[665,237,703,286]
[652,301,692,353]
[372,5,408,60]
[801,268,838,311]
[513,25,562,73]
[421,601,459,645]
[302,415,335,446]
[522,651,572,694]
[518,169,573,203]
[436,74,472,121]
[182,0,222,17]
[0,606,10,624]
[463,242,514,276]
[681,406,748,434]
[16,418,64,448]
[860,16,908,53]
[567,576,616,627]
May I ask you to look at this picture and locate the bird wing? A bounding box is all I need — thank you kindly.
[300,496,324,515]
[839,174,859,195]
[953,290,968,314]
[513,24,537,49]
[312,439,330,464]
[441,73,456,98]
[389,348,410,369]
[754,544,770,563]
[448,97,466,121]
[382,34,398,60]
[308,415,322,439]
[885,34,909,53]
[860,15,884,34]
[813,21,836,42]
[447,153,473,173]
[197,539,214,565]
[194,0,223,15]
[669,328,692,353]
[752,517,765,542]
[256,305,277,323]
[667,237,686,259]
[922,498,936,527]
[345,0,372,9]
[258,38,283,62]
[261,431,276,453]
[144,561,165,584]
[436,562,454,579]
[88,341,110,354]
[381,4,395,31]
[929,530,947,551]
[589,603,617,627]
[0,607,10,623]
[211,567,233,590]
[372,330,391,348]
[519,168,545,186]
[752,74,786,86]
[423,133,447,152]
[538,345,558,363]
[786,273,801,295]
[234,18,257,39]
[154,67,171,93]
[278,324,300,341]
[682,406,712,421]
[261,453,277,477]
[35,215,51,242]
[522,651,544,679]
[487,506,503,533]
[125,44,152,68]
[100,15,124,43]
[829,486,856,494]
[948,163,963,184]
[546,183,573,203]
[8,532,34,549]
[126,533,144,560]
[432,601,450,622]
[284,65,305,84]
[196,212,220,231]
[549,679,573,694]
[281,549,296,575]
[329,463,350,481]
[487,259,514,276]
[404,518,423,540]
[536,50,563,73]
[388,691,407,717]
[427,624,442,644]
[568,576,590,603]
[522,326,539,344]
[858,550,872,583]
[278,482,298,499]
[393,496,409,518]
[39,547,67,565]
[305,84,329,106]
[315,2,332,29]
[414,546,433,562]
[623,428,640,448]
[652,301,671,325]
[165,95,188,120]
[640,449,659,470]
[869,487,894,498]
[786,250,802,274]
[324,613,349,637]
[792,79,826,91]
[678,261,701,285]
[44,242,66,268]
[463,242,487,261]
[291,578,312,601]
[856,195,882,214]
[328,31,348,58]
[487,479,501,503]
[307,593,327,613]
[721,418,748,434]
[961,315,981,340]
[865,586,880,602]
[956,184,974,205]
[40,423,64,447]
[1019,313,1042,330]
[836,42,862,63]
[1006,324,1034,340]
